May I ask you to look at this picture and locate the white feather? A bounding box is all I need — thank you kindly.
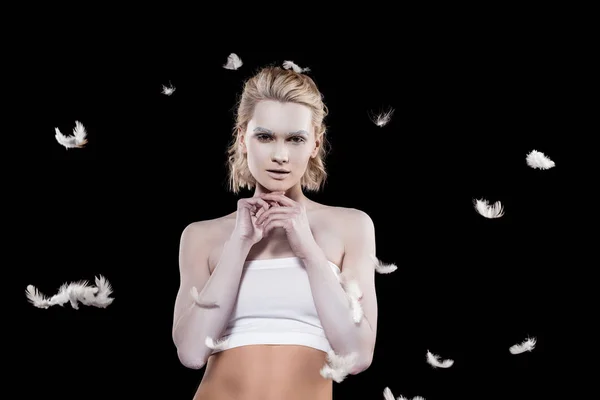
[526,150,555,170]
[190,286,219,308]
[92,275,114,308]
[340,274,364,323]
[383,387,423,400]
[383,387,396,400]
[369,106,395,127]
[55,121,88,149]
[371,254,398,274]
[161,81,176,96]
[223,53,243,70]
[25,285,52,309]
[426,349,454,368]
[473,198,505,219]
[282,60,310,73]
[509,336,536,354]
[319,350,358,383]
[25,275,114,309]
[205,336,229,351]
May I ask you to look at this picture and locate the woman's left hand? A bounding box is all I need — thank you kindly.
[255,193,319,261]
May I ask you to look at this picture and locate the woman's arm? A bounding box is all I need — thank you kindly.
[301,209,378,374]
[172,222,253,369]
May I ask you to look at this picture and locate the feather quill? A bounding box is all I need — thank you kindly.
[509,336,536,354]
[320,350,358,383]
[282,60,310,73]
[223,53,243,70]
[370,106,395,127]
[25,275,113,309]
[473,198,505,219]
[55,120,88,149]
[526,150,555,170]
[426,349,454,368]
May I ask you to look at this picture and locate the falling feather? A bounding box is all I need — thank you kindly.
[371,254,398,274]
[25,285,52,309]
[282,60,310,73]
[161,81,176,96]
[473,198,505,219]
[509,336,536,354]
[526,150,555,170]
[426,349,454,368]
[190,286,219,308]
[370,106,395,127]
[383,387,397,400]
[223,53,243,70]
[320,350,358,383]
[340,276,363,301]
[55,120,88,149]
[340,275,364,323]
[205,336,229,351]
[383,388,425,400]
[25,275,114,309]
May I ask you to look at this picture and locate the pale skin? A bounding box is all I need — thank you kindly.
[175,100,378,400]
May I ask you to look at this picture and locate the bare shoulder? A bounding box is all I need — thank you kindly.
[180,213,236,247]
[321,205,373,226]
[312,204,375,243]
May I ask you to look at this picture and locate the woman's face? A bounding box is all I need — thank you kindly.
[241,100,320,191]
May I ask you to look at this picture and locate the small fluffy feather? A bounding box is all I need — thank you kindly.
[282,60,310,73]
[161,81,175,96]
[320,350,358,383]
[509,337,537,354]
[383,388,425,400]
[526,150,555,170]
[339,274,364,323]
[205,336,229,351]
[370,106,395,127]
[473,198,505,219]
[190,286,219,308]
[223,53,243,70]
[371,254,398,274]
[55,120,88,149]
[426,349,454,368]
[26,275,113,309]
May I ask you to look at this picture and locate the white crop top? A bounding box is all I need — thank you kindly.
[210,256,341,355]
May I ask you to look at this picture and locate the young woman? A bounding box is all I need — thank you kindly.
[172,65,378,400]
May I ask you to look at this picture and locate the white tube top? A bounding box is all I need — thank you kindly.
[210,256,341,354]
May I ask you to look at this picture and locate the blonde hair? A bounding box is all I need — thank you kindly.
[226,65,330,194]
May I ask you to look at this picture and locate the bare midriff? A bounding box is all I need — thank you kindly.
[192,345,333,400]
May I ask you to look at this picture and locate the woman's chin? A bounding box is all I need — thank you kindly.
[261,182,291,192]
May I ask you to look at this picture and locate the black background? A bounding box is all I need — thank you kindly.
[15,40,579,399]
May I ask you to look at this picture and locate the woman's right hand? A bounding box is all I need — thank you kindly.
[232,192,284,244]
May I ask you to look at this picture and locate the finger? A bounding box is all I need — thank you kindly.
[256,206,266,219]
[259,193,296,207]
[244,197,271,211]
[260,214,292,233]
[256,206,296,225]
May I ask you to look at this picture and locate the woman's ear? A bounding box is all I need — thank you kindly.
[311,128,321,158]
[238,127,247,154]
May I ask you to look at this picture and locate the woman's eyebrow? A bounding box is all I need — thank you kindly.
[253,127,308,136]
